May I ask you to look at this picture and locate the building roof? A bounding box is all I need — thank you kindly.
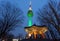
[25,24,47,29]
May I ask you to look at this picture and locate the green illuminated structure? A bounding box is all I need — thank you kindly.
[27,1,33,26]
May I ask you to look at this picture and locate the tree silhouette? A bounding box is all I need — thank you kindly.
[0,1,24,39]
[7,34,15,41]
[37,0,60,39]
[17,33,24,40]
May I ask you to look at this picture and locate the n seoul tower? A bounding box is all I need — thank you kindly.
[25,1,48,39]
[27,1,33,26]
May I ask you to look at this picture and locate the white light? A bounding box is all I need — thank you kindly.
[12,39,18,41]
[29,1,32,10]
[29,34,31,37]
[29,7,32,10]
[2,40,5,41]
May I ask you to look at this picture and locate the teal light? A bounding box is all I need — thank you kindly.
[27,10,33,26]
[28,17,32,26]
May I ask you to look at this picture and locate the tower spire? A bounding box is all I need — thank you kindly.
[29,1,32,10]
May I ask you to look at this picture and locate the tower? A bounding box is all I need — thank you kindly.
[25,1,48,39]
[27,1,33,26]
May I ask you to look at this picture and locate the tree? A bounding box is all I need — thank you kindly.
[7,34,15,41]
[17,33,24,40]
[37,0,60,39]
[0,1,24,39]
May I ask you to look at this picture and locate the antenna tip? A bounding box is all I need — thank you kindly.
[30,1,31,5]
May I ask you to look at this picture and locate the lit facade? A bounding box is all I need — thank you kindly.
[25,25,48,39]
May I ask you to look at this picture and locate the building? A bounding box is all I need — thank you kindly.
[25,25,48,39]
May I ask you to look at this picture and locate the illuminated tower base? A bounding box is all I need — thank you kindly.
[28,17,32,26]
[25,25,48,39]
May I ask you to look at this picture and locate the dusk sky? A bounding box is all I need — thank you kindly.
[0,0,49,36]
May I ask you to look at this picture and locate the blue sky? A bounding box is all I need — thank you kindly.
[0,0,48,36]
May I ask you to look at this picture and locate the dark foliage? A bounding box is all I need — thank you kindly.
[0,1,24,39]
[37,0,60,39]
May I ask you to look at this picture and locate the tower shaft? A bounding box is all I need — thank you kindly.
[28,17,32,26]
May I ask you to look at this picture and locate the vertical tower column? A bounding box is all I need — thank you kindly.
[28,17,32,26]
[27,1,33,26]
